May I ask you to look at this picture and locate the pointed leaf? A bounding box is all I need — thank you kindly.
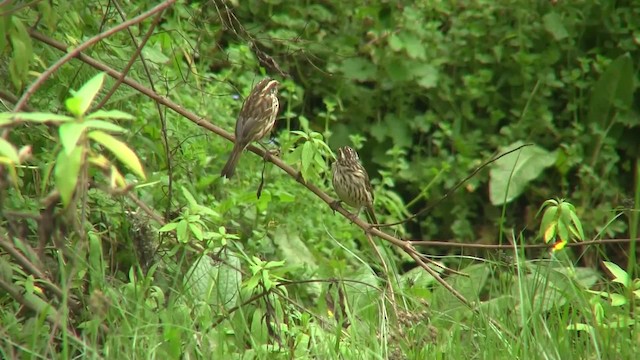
[539,206,558,240]
[59,122,87,155]
[86,110,135,121]
[88,130,145,180]
[603,261,630,288]
[66,72,106,117]
[83,120,127,133]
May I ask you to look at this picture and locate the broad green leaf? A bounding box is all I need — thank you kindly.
[603,261,630,288]
[273,227,318,272]
[86,110,135,121]
[88,130,146,179]
[215,252,241,309]
[83,120,127,133]
[0,138,19,163]
[339,57,376,81]
[186,256,217,302]
[177,219,188,243]
[54,146,83,207]
[413,63,439,89]
[59,122,87,155]
[401,33,426,59]
[543,12,569,41]
[489,142,557,205]
[586,54,634,128]
[66,72,106,117]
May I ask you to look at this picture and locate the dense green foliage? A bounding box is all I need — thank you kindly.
[0,0,639,358]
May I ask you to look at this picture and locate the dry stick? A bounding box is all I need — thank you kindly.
[13,0,176,111]
[27,31,505,331]
[410,237,636,249]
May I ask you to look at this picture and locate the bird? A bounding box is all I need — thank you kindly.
[331,146,378,225]
[220,78,280,178]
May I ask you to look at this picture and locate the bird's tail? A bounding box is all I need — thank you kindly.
[220,143,243,178]
[365,206,379,227]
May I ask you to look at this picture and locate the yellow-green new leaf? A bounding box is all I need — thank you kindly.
[83,120,127,133]
[0,138,19,163]
[66,72,106,117]
[59,122,88,155]
[88,130,146,180]
[54,146,83,207]
[86,110,135,121]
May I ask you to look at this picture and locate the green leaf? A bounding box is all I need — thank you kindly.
[609,293,627,307]
[186,256,217,302]
[603,261,630,288]
[181,186,198,207]
[413,63,439,89]
[66,73,106,117]
[83,120,127,133]
[402,33,426,59]
[54,146,84,207]
[301,141,314,177]
[568,210,585,240]
[539,206,558,242]
[489,142,557,205]
[189,223,203,241]
[272,227,318,273]
[59,122,88,155]
[177,219,188,243]
[0,112,74,125]
[88,130,146,179]
[339,57,376,81]
[543,12,569,41]
[388,33,403,52]
[142,45,170,64]
[159,223,178,232]
[586,54,634,128]
[215,252,241,309]
[86,110,135,121]
[0,138,19,163]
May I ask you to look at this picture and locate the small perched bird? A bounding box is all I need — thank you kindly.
[220,78,280,178]
[331,146,378,225]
